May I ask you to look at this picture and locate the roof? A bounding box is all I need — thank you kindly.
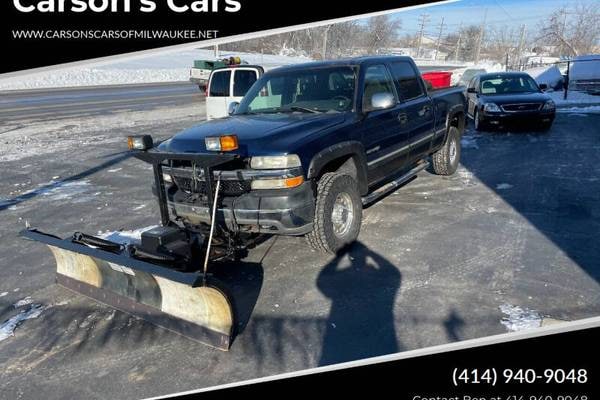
[267,55,414,73]
[478,71,532,79]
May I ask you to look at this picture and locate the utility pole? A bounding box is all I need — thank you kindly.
[516,24,526,70]
[214,44,219,59]
[560,9,568,56]
[434,17,446,61]
[454,22,463,61]
[416,13,430,59]
[474,8,488,64]
[322,25,332,60]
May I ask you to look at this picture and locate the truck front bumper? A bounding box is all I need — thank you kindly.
[169,182,315,236]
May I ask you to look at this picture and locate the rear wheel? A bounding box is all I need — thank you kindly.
[432,126,461,176]
[307,173,362,253]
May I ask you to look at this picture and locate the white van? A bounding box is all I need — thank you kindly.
[205,66,264,120]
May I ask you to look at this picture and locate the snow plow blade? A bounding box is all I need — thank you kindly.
[19,229,234,351]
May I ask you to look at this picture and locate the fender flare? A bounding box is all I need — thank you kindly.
[445,104,466,136]
[307,141,369,195]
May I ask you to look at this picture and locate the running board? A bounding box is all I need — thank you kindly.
[362,161,429,205]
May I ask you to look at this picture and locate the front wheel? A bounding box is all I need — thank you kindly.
[431,126,461,176]
[306,173,363,254]
[474,109,485,131]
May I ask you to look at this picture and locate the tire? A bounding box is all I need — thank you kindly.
[306,173,362,254]
[474,109,485,131]
[432,126,461,176]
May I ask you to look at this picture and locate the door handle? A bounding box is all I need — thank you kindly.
[419,105,432,116]
[398,113,408,124]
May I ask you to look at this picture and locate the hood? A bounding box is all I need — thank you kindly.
[158,112,347,156]
[479,91,551,105]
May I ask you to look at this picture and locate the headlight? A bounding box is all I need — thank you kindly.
[483,103,501,113]
[542,100,556,110]
[162,173,173,183]
[250,155,301,169]
[251,176,304,190]
[205,135,239,152]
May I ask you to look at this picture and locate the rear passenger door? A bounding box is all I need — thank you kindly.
[389,61,435,161]
[360,64,409,184]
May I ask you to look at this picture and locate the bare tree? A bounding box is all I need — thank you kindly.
[537,3,600,56]
[361,15,402,53]
[486,25,518,62]
[454,25,480,61]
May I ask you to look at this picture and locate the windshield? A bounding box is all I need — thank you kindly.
[479,75,540,95]
[236,66,356,114]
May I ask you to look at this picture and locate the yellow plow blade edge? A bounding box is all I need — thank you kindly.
[49,245,234,350]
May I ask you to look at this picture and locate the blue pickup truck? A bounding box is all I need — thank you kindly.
[147,56,466,254]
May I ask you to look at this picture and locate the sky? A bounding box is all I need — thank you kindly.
[384,0,597,37]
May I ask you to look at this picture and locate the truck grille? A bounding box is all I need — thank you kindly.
[173,176,251,196]
[501,103,542,112]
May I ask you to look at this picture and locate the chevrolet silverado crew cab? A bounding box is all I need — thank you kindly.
[152,56,467,253]
[466,72,556,131]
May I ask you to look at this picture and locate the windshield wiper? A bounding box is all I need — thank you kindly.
[284,106,322,114]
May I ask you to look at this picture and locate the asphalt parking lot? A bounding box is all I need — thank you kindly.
[1,90,599,399]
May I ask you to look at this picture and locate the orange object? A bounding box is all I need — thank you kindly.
[219,135,239,151]
[284,176,304,188]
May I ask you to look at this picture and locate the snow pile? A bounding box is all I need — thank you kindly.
[41,180,92,201]
[0,49,312,91]
[13,297,34,307]
[0,304,47,342]
[556,105,600,113]
[278,46,310,59]
[526,65,564,90]
[548,90,600,107]
[451,62,504,86]
[98,225,158,245]
[499,303,542,332]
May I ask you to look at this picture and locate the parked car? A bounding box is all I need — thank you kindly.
[189,56,246,90]
[205,65,264,120]
[153,56,467,253]
[569,55,600,95]
[466,72,556,131]
[458,68,487,87]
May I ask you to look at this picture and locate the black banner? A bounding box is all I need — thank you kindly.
[185,326,598,398]
[1,0,440,73]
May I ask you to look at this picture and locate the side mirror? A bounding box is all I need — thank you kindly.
[467,87,477,93]
[539,83,548,91]
[227,101,239,116]
[369,92,395,111]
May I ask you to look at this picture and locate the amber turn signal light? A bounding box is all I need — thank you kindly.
[127,135,153,150]
[219,135,239,151]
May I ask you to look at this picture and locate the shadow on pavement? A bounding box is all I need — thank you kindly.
[460,116,600,285]
[317,241,401,366]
